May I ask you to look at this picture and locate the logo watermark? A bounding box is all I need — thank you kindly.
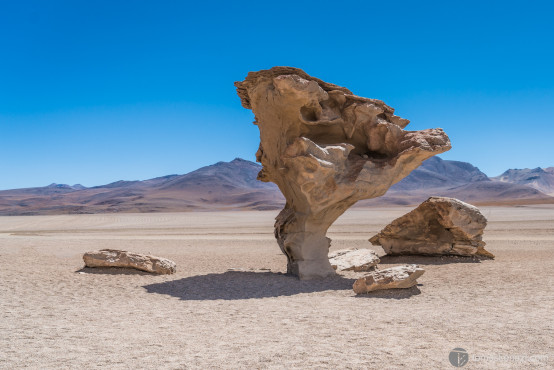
[449,348,549,367]
[449,348,469,367]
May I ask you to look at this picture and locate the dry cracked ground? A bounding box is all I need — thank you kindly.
[0,206,553,369]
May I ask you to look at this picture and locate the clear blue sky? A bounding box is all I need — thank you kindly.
[1,1,553,190]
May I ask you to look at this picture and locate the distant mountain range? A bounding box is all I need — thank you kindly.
[359,157,553,206]
[492,167,554,196]
[0,159,283,215]
[0,157,552,215]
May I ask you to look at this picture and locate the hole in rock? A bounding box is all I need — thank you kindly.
[300,106,319,122]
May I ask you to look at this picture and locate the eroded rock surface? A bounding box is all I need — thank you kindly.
[370,196,493,258]
[83,249,176,274]
[235,67,451,279]
[353,264,424,294]
[328,248,380,272]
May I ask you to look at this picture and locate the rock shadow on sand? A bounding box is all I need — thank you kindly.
[354,285,422,300]
[379,254,484,265]
[76,267,153,275]
[143,271,357,300]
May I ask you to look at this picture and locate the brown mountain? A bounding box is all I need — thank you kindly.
[492,167,554,196]
[358,158,552,206]
[0,159,283,215]
[0,158,552,215]
[389,157,490,191]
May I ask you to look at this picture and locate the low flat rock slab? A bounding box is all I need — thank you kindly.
[353,264,424,294]
[83,249,176,274]
[370,196,494,258]
[328,248,380,272]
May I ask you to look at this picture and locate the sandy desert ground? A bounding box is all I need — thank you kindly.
[0,206,553,369]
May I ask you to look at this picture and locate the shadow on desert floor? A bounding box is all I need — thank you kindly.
[379,255,484,265]
[143,271,423,300]
[143,271,358,300]
[354,285,422,299]
[76,267,152,275]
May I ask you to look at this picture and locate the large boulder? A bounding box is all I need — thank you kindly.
[235,67,451,279]
[328,248,380,272]
[353,264,425,294]
[370,196,494,258]
[83,249,176,274]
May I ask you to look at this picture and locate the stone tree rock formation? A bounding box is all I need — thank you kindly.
[235,67,451,279]
[370,196,494,258]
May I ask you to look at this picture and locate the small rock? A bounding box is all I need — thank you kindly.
[83,249,176,274]
[353,264,424,294]
[328,248,380,272]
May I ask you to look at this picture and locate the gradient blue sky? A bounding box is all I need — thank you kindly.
[1,1,553,190]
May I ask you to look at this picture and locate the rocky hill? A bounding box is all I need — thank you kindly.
[492,167,554,195]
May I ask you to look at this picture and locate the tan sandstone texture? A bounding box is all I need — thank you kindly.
[352,264,425,294]
[235,67,451,279]
[83,249,176,274]
[328,248,380,272]
[370,196,494,258]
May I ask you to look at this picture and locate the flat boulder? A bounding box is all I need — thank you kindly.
[328,248,380,272]
[370,196,494,258]
[353,264,424,294]
[83,249,176,274]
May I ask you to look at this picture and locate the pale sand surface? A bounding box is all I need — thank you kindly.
[1,206,553,369]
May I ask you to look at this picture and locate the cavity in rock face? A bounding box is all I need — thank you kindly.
[235,67,451,279]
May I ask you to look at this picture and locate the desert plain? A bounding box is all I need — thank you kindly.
[0,205,553,369]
